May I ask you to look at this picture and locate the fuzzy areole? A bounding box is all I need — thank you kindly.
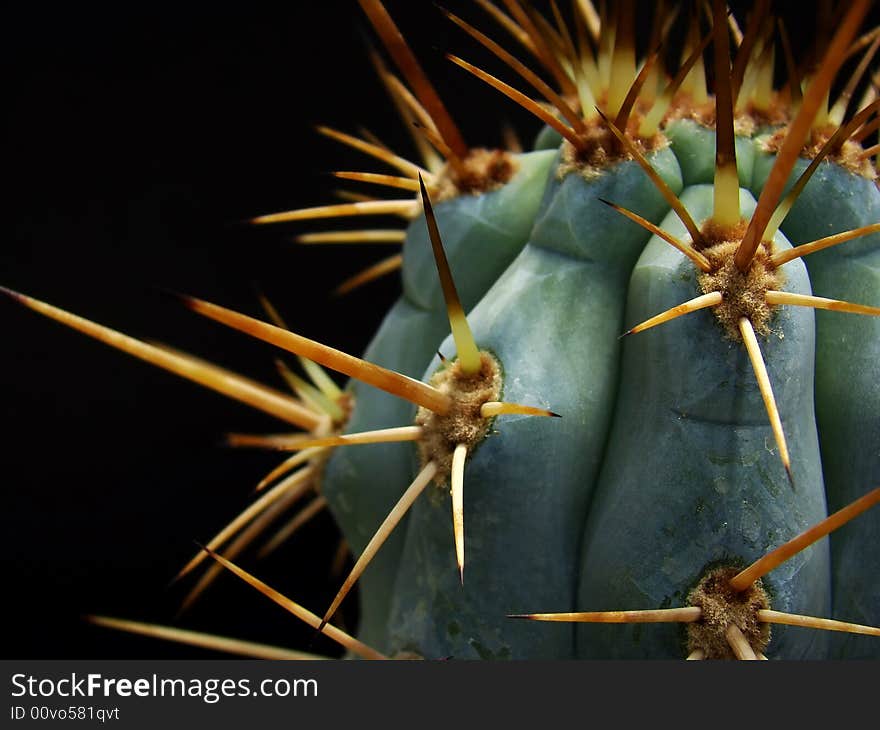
[697,224,786,340]
[686,566,772,660]
[414,350,502,485]
[433,148,519,201]
[556,117,668,180]
[761,126,878,179]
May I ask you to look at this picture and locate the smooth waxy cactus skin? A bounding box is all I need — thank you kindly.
[324,118,879,659]
[401,151,555,311]
[322,110,880,657]
[749,158,880,658]
[312,136,687,660]
[322,150,555,652]
[322,300,449,651]
[664,119,756,188]
[376,151,686,658]
[576,186,829,659]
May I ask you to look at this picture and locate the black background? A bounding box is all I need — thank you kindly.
[2,1,866,660]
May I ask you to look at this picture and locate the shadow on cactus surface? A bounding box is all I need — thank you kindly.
[4,0,880,660]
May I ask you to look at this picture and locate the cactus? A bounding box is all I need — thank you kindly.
[6,1,880,660]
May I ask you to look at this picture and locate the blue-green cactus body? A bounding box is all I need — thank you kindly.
[402,151,556,312]
[322,112,878,659]
[576,186,830,659]
[664,119,756,188]
[750,155,880,658]
[532,124,564,152]
[322,299,449,650]
[382,149,684,658]
[322,150,555,651]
